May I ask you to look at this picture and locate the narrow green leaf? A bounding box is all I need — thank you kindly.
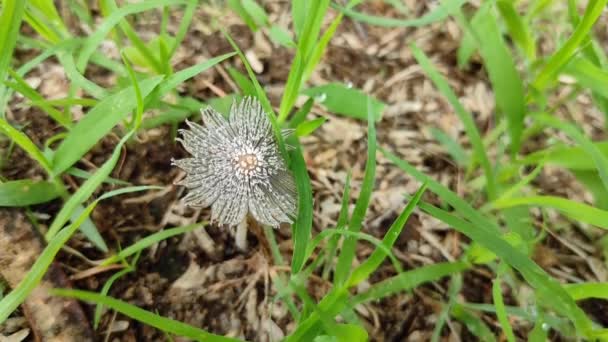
[429,127,469,166]
[417,200,595,336]
[227,66,256,96]
[352,261,469,304]
[450,304,496,342]
[101,223,201,266]
[0,0,26,116]
[46,133,134,246]
[563,57,608,99]
[532,0,607,90]
[268,25,296,48]
[289,141,313,274]
[0,119,52,174]
[0,180,60,206]
[155,52,235,98]
[51,289,240,341]
[0,199,96,323]
[77,0,187,71]
[301,83,385,121]
[472,9,526,155]
[565,282,608,300]
[52,76,163,175]
[493,195,608,230]
[334,104,376,285]
[493,275,516,342]
[347,183,427,287]
[496,1,536,60]
[411,44,496,199]
[533,113,608,192]
[295,117,327,137]
[335,0,467,27]
[242,0,269,27]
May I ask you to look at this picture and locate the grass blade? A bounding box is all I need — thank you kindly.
[77,0,187,71]
[0,119,52,174]
[352,261,469,304]
[301,83,385,121]
[289,141,313,274]
[0,180,61,206]
[493,274,516,342]
[0,0,26,117]
[334,103,376,285]
[532,113,608,192]
[51,289,240,341]
[52,76,163,175]
[472,7,526,155]
[493,195,608,230]
[101,223,202,266]
[346,183,427,287]
[531,0,607,90]
[46,132,135,247]
[335,0,467,27]
[417,200,596,337]
[410,43,497,199]
[496,1,536,60]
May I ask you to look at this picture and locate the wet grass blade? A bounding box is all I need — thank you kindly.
[0,180,61,206]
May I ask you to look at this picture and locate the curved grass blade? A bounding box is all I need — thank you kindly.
[410,44,496,199]
[101,223,201,266]
[0,0,26,117]
[51,289,240,341]
[352,261,469,304]
[565,283,608,300]
[533,113,608,192]
[0,180,155,323]
[493,195,608,230]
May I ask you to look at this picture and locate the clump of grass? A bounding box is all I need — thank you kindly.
[1,0,608,341]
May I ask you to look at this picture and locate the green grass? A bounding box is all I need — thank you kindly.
[1,0,608,341]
